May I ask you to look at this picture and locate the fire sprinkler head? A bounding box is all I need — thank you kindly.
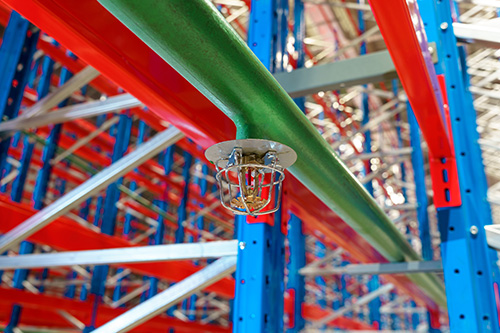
[205,139,297,216]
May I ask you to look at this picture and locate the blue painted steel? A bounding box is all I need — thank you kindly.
[177,151,193,313]
[10,136,34,202]
[144,145,173,301]
[292,0,305,113]
[100,113,132,235]
[4,305,22,333]
[358,0,373,197]
[32,50,74,210]
[408,103,438,331]
[116,120,149,301]
[232,1,287,331]
[12,241,34,289]
[315,240,327,310]
[87,113,132,330]
[389,292,400,330]
[80,268,90,301]
[368,276,381,328]
[411,300,419,330]
[417,0,500,331]
[27,57,39,89]
[6,35,61,332]
[64,271,78,299]
[112,268,127,304]
[233,215,280,332]
[165,148,191,318]
[392,80,407,201]
[408,105,432,261]
[175,151,192,244]
[197,162,209,320]
[11,51,54,203]
[286,214,305,332]
[0,13,39,176]
[93,196,104,227]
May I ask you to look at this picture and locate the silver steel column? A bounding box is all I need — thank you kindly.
[0,240,238,269]
[0,126,184,253]
[91,256,237,333]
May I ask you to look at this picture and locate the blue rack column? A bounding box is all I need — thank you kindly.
[286,214,305,332]
[286,2,306,330]
[417,0,500,331]
[0,12,39,174]
[232,0,288,332]
[408,103,440,332]
[85,113,133,332]
[0,12,40,333]
[233,212,286,332]
[166,148,192,319]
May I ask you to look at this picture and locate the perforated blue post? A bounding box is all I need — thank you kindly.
[417,1,500,331]
[286,214,305,332]
[232,1,287,331]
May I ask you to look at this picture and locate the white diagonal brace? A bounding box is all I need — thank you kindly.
[0,126,184,253]
[0,240,238,270]
[91,256,237,333]
[0,93,141,132]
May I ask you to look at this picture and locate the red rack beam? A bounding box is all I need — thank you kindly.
[0,0,440,308]
[0,287,230,333]
[368,0,461,208]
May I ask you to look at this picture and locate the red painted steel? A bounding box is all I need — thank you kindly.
[0,196,371,330]
[0,195,236,298]
[368,0,451,158]
[429,75,461,208]
[368,0,461,208]
[0,287,230,332]
[283,299,375,330]
[1,0,439,312]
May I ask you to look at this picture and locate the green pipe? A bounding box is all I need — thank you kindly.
[98,0,446,307]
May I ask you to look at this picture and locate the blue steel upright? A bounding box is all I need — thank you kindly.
[408,104,441,331]
[85,113,133,332]
[0,12,39,176]
[232,1,288,331]
[417,0,500,331]
[0,14,40,331]
[286,2,307,330]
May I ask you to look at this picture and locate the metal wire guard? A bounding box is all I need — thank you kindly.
[215,162,285,216]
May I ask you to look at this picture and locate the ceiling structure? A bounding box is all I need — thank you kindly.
[0,0,497,332]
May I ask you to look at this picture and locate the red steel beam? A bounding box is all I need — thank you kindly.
[368,0,461,208]
[0,196,375,330]
[0,0,440,308]
[0,287,230,333]
[0,195,236,298]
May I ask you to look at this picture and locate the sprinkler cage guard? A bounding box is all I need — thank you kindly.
[205,139,297,216]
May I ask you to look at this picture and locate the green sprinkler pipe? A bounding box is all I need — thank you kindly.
[98,0,446,307]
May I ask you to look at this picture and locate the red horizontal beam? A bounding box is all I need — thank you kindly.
[0,195,372,329]
[3,0,438,308]
[0,195,236,298]
[368,0,461,208]
[0,287,230,332]
[368,0,451,158]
